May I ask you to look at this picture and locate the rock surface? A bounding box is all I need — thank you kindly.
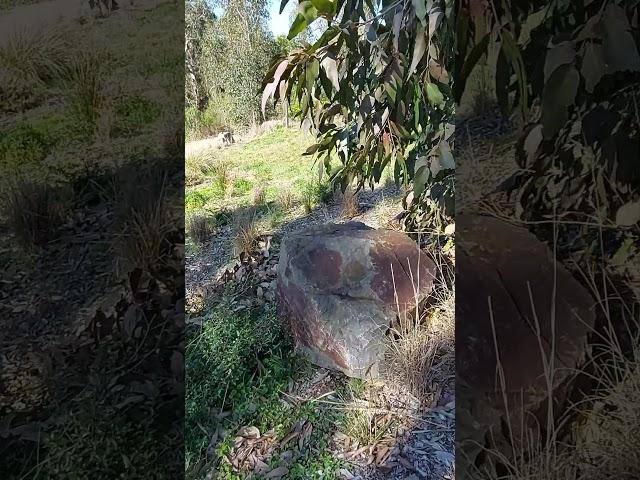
[276,222,436,378]
[456,215,596,469]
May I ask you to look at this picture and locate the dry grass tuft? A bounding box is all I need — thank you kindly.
[252,187,266,206]
[338,185,360,219]
[469,63,496,116]
[0,28,69,84]
[383,250,455,402]
[63,52,106,129]
[111,165,173,274]
[188,215,213,244]
[1,177,70,248]
[212,162,232,197]
[231,208,261,257]
[572,273,640,479]
[277,189,295,211]
[467,252,640,479]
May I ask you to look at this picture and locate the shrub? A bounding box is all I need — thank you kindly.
[0,123,51,168]
[110,165,173,274]
[113,95,162,137]
[187,214,213,244]
[1,177,70,248]
[63,52,106,130]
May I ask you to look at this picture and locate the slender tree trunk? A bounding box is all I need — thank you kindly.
[284,99,289,128]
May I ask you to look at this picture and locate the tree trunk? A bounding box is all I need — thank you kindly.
[284,99,289,128]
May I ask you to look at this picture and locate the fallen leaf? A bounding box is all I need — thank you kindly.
[237,425,260,439]
[264,466,289,478]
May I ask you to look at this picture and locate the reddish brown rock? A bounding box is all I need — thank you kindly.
[276,222,436,378]
[456,215,596,465]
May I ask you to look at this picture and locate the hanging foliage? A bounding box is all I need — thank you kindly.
[456,0,640,263]
[263,0,456,233]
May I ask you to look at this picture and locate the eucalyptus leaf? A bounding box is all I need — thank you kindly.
[425,82,444,106]
[541,64,579,139]
[409,23,427,74]
[615,201,640,226]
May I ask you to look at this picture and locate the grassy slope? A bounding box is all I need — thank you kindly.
[186,126,322,209]
[0,1,182,181]
[185,126,337,255]
[0,3,184,479]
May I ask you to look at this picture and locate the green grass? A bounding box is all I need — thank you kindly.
[185,126,333,236]
[113,95,162,137]
[1,1,182,179]
[0,4,184,477]
[185,292,347,479]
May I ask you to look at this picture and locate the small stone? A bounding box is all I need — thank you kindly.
[256,286,264,297]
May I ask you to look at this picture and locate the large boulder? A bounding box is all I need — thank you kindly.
[456,215,596,471]
[276,222,436,378]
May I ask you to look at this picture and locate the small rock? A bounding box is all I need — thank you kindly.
[257,286,264,297]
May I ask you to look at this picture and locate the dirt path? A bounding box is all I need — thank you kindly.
[185,136,226,158]
[0,0,168,46]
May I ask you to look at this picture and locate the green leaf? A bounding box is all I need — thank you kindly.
[306,57,320,95]
[500,29,528,119]
[522,124,543,167]
[321,51,340,92]
[438,141,454,169]
[541,64,579,139]
[412,0,427,25]
[602,5,640,73]
[305,143,320,155]
[288,2,318,39]
[425,82,444,106]
[615,201,640,226]
[310,0,335,16]
[581,42,606,93]
[409,22,427,74]
[288,14,309,40]
[366,24,377,43]
[279,0,290,14]
[544,41,575,82]
[428,9,443,42]
[495,46,510,115]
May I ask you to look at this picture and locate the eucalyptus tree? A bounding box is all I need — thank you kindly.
[263,0,455,232]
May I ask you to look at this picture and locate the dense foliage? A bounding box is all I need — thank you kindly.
[457,0,640,265]
[263,0,456,232]
[186,0,278,127]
